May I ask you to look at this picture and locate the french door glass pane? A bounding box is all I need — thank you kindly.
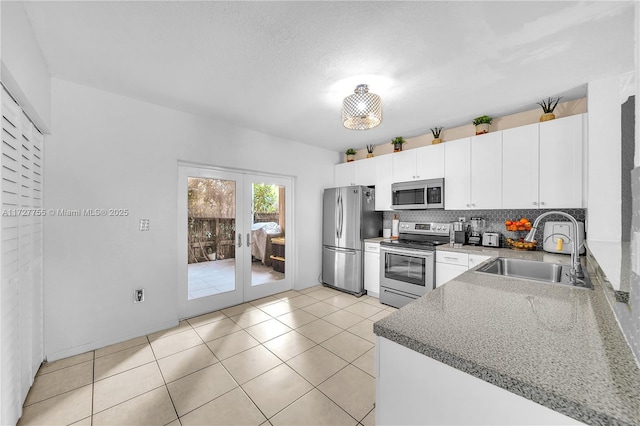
[250,183,286,286]
[187,177,236,300]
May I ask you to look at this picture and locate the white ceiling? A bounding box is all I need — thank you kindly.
[23,1,636,152]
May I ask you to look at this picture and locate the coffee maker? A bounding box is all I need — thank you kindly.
[468,217,485,246]
[452,222,467,247]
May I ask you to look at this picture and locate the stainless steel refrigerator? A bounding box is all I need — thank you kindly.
[322,186,382,296]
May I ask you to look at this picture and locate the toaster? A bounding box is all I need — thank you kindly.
[482,232,500,247]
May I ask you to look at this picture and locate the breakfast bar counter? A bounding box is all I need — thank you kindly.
[373,248,640,425]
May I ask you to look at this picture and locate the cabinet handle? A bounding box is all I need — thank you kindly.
[247,233,251,247]
[466,203,470,207]
[533,202,538,206]
[540,201,546,206]
[237,234,242,247]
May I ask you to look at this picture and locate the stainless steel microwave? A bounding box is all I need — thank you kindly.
[391,178,444,210]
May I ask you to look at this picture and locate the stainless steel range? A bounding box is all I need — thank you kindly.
[379,222,450,308]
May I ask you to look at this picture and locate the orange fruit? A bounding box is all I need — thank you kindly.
[520,218,529,223]
[505,220,512,225]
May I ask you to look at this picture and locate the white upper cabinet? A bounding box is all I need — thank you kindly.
[392,144,444,183]
[502,123,540,209]
[356,157,377,186]
[334,161,357,187]
[416,144,445,180]
[444,138,471,210]
[502,115,585,209]
[375,155,393,211]
[470,132,502,209]
[538,114,584,208]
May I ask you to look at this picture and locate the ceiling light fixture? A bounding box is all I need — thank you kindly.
[342,84,382,130]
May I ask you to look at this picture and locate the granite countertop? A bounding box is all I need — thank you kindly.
[585,241,631,303]
[364,237,390,243]
[374,248,640,425]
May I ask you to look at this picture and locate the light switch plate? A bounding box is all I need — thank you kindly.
[139,219,150,231]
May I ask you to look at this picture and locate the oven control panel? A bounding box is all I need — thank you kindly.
[399,222,450,236]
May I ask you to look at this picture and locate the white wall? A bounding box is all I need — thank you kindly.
[44,78,337,361]
[0,1,51,132]
[587,76,623,242]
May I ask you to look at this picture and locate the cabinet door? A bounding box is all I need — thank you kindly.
[468,254,491,269]
[364,250,380,296]
[470,132,502,209]
[416,144,444,180]
[356,157,377,186]
[502,123,539,209]
[444,138,471,210]
[435,263,468,287]
[334,162,357,187]
[539,114,584,208]
[375,155,393,211]
[392,150,417,183]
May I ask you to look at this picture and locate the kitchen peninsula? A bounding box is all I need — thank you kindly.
[373,246,640,425]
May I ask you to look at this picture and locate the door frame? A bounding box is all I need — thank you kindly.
[177,161,295,320]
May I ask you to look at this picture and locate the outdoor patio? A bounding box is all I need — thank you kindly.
[188,259,285,299]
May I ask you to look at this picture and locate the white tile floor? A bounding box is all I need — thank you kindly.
[188,259,285,299]
[19,286,396,426]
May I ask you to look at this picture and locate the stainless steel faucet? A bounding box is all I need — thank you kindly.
[524,211,585,284]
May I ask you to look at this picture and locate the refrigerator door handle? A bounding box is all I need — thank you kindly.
[324,246,356,254]
[338,192,344,239]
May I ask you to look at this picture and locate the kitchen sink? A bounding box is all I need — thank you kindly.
[476,257,593,289]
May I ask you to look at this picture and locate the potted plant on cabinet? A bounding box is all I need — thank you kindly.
[391,137,406,152]
[430,127,443,144]
[345,148,356,162]
[537,97,561,122]
[366,144,375,158]
[472,115,493,135]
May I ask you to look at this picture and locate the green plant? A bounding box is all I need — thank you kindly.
[430,127,443,138]
[537,97,562,113]
[253,184,278,213]
[472,116,493,126]
[345,148,357,155]
[390,136,406,146]
[366,144,375,154]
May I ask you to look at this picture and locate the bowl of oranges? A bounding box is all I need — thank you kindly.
[504,218,537,250]
[505,218,532,232]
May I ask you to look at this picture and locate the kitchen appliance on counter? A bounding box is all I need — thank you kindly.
[452,222,467,247]
[322,186,382,296]
[482,232,500,247]
[379,222,450,308]
[542,221,585,255]
[468,217,485,246]
[391,178,444,210]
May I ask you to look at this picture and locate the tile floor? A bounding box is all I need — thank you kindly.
[19,285,396,426]
[188,259,285,299]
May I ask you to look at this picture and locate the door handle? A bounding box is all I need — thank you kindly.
[247,233,251,247]
[237,233,242,248]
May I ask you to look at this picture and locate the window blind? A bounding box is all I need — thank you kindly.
[1,87,44,425]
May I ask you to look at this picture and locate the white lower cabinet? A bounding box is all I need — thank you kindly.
[364,242,380,296]
[435,251,468,287]
[468,254,491,269]
[376,337,584,425]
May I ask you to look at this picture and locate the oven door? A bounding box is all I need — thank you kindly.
[380,246,435,296]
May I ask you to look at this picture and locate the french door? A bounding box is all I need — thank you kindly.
[178,165,293,319]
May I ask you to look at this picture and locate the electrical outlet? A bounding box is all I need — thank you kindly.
[458,217,466,222]
[134,289,144,303]
[139,219,150,231]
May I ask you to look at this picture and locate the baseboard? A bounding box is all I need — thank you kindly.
[44,319,179,362]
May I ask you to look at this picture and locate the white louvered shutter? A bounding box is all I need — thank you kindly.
[1,87,44,425]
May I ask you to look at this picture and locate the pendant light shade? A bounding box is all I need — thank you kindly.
[342,84,382,130]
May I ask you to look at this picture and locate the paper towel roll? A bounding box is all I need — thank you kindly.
[392,219,399,239]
